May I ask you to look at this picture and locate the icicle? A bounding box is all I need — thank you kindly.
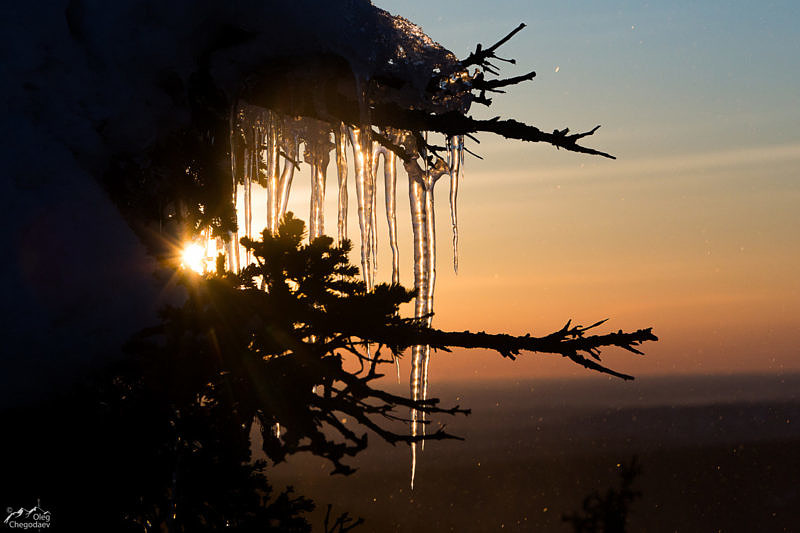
[408,152,450,485]
[395,355,401,383]
[308,158,327,240]
[317,132,330,239]
[364,130,375,288]
[266,113,280,234]
[351,75,376,287]
[447,135,463,274]
[277,121,298,222]
[335,123,348,244]
[349,127,375,288]
[408,172,427,489]
[305,121,331,241]
[411,439,418,490]
[226,104,472,490]
[369,143,379,274]
[308,154,320,240]
[408,174,428,319]
[229,109,241,272]
[243,127,254,265]
[386,151,400,285]
[419,176,437,449]
[374,141,400,285]
[422,163,448,317]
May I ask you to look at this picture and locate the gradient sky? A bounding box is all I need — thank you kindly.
[287,1,800,380]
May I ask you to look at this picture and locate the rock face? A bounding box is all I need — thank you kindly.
[0,0,458,406]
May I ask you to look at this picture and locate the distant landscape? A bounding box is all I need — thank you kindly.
[268,373,800,532]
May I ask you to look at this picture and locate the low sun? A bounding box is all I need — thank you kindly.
[181,242,207,274]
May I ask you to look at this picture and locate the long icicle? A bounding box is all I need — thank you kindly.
[243,126,254,265]
[349,127,374,288]
[229,108,241,272]
[353,75,376,288]
[229,105,471,491]
[266,113,280,235]
[418,131,431,450]
[305,121,332,241]
[408,172,428,490]
[335,123,349,244]
[277,120,298,222]
[309,157,328,240]
[375,138,401,381]
[309,159,319,240]
[447,135,463,274]
[409,153,449,484]
[374,141,400,285]
[369,141,379,275]
[361,129,376,364]
[419,173,438,451]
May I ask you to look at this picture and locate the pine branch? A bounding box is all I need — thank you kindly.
[370,106,615,159]
[472,70,537,92]
[355,321,657,381]
[244,48,615,160]
[459,23,527,69]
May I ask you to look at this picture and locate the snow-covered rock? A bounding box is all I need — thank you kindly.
[1,0,459,407]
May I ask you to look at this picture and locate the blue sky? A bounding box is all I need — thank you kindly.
[378,0,800,154]
[360,0,800,378]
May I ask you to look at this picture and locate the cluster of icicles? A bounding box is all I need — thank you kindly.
[197,104,464,488]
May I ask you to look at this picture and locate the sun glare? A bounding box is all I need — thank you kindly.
[181,242,207,274]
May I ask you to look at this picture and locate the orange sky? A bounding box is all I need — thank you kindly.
[277,136,800,381]
[278,1,800,381]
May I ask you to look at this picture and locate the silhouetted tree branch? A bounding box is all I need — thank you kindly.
[458,23,528,70]
[241,24,613,169]
[2,212,656,531]
[358,321,655,381]
[135,212,655,483]
[78,19,632,532]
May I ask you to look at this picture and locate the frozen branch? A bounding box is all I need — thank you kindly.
[354,320,656,381]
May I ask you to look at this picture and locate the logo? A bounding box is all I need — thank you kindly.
[3,501,51,529]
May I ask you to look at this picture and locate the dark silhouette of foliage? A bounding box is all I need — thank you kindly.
[1,213,655,531]
[0,213,461,532]
[563,457,643,533]
[3,4,655,528]
[132,212,470,478]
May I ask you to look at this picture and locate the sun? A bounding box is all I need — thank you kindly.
[181,242,207,274]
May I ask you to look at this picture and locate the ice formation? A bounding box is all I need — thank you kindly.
[174,1,478,489]
[8,0,474,483]
[226,110,463,289]
[220,99,467,487]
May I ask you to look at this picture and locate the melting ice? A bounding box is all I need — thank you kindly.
[211,103,467,488]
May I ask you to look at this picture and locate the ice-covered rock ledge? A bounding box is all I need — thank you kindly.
[1,0,454,406]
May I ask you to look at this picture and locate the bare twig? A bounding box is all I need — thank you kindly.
[472,70,537,92]
[459,23,528,69]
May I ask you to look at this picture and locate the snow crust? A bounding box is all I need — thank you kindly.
[1,0,461,406]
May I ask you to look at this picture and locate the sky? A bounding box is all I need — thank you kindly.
[335,0,800,381]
